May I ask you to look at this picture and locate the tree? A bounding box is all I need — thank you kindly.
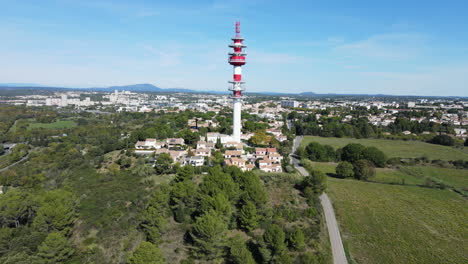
[141,187,170,244]
[276,251,293,264]
[228,235,255,264]
[154,153,173,174]
[362,147,387,167]
[430,134,455,146]
[465,138,468,146]
[301,166,327,195]
[199,193,233,220]
[335,161,354,178]
[263,224,286,256]
[170,180,198,223]
[0,189,38,228]
[341,143,366,163]
[1,251,43,264]
[37,232,74,263]
[289,226,305,251]
[177,129,199,147]
[296,252,320,264]
[305,142,326,161]
[191,210,228,259]
[175,165,194,182]
[238,201,259,231]
[215,137,222,149]
[199,166,239,202]
[128,241,165,264]
[211,150,224,166]
[353,160,375,180]
[117,156,132,169]
[131,158,154,177]
[33,190,77,233]
[249,129,269,146]
[233,171,268,207]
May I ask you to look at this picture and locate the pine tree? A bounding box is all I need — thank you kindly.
[128,241,165,264]
[238,201,259,231]
[199,193,233,220]
[191,210,228,259]
[289,226,305,251]
[175,165,194,182]
[215,137,223,149]
[228,235,255,264]
[33,190,77,234]
[263,224,286,256]
[37,232,74,263]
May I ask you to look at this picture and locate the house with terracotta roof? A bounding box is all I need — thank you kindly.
[224,157,254,172]
[255,148,267,158]
[169,150,187,162]
[268,153,283,163]
[224,150,242,158]
[258,158,283,172]
[224,141,243,150]
[183,156,205,167]
[166,138,185,147]
[135,138,165,149]
[196,141,215,150]
[260,163,283,173]
[194,148,211,157]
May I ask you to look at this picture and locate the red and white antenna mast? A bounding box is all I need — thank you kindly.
[228,21,246,143]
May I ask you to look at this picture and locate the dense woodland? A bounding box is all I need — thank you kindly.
[0,105,326,263]
[289,108,464,144]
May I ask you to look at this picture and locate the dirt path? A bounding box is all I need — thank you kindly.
[0,154,29,173]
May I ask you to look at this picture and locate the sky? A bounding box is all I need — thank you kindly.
[1,0,468,96]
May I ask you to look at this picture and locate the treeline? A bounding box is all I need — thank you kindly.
[298,142,386,181]
[293,116,377,138]
[299,140,468,172]
[290,111,459,140]
[387,117,454,135]
[298,142,387,168]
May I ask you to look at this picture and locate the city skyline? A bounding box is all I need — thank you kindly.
[1,0,468,96]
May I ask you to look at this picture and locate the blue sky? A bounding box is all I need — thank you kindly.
[1,0,467,96]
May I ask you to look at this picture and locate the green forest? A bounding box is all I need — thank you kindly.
[0,105,328,263]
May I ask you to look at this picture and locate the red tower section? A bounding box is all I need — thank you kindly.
[228,21,246,98]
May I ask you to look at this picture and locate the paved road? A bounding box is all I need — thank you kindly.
[291,136,348,264]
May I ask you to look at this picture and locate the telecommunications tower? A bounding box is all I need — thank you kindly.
[228,21,246,143]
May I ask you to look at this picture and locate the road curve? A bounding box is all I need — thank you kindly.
[291,136,348,264]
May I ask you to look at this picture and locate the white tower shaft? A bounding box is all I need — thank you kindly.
[228,21,246,143]
[233,98,242,142]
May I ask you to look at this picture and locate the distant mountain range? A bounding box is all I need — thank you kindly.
[0,83,227,94]
[0,83,466,98]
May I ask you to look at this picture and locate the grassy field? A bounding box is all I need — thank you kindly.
[400,166,468,190]
[27,120,77,130]
[327,177,468,264]
[310,162,426,185]
[301,136,468,161]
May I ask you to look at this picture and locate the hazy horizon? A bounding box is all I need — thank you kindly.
[1,0,468,96]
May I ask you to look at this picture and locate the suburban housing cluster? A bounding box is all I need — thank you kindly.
[134,133,283,172]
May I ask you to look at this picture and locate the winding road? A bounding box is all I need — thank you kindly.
[291,136,348,264]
